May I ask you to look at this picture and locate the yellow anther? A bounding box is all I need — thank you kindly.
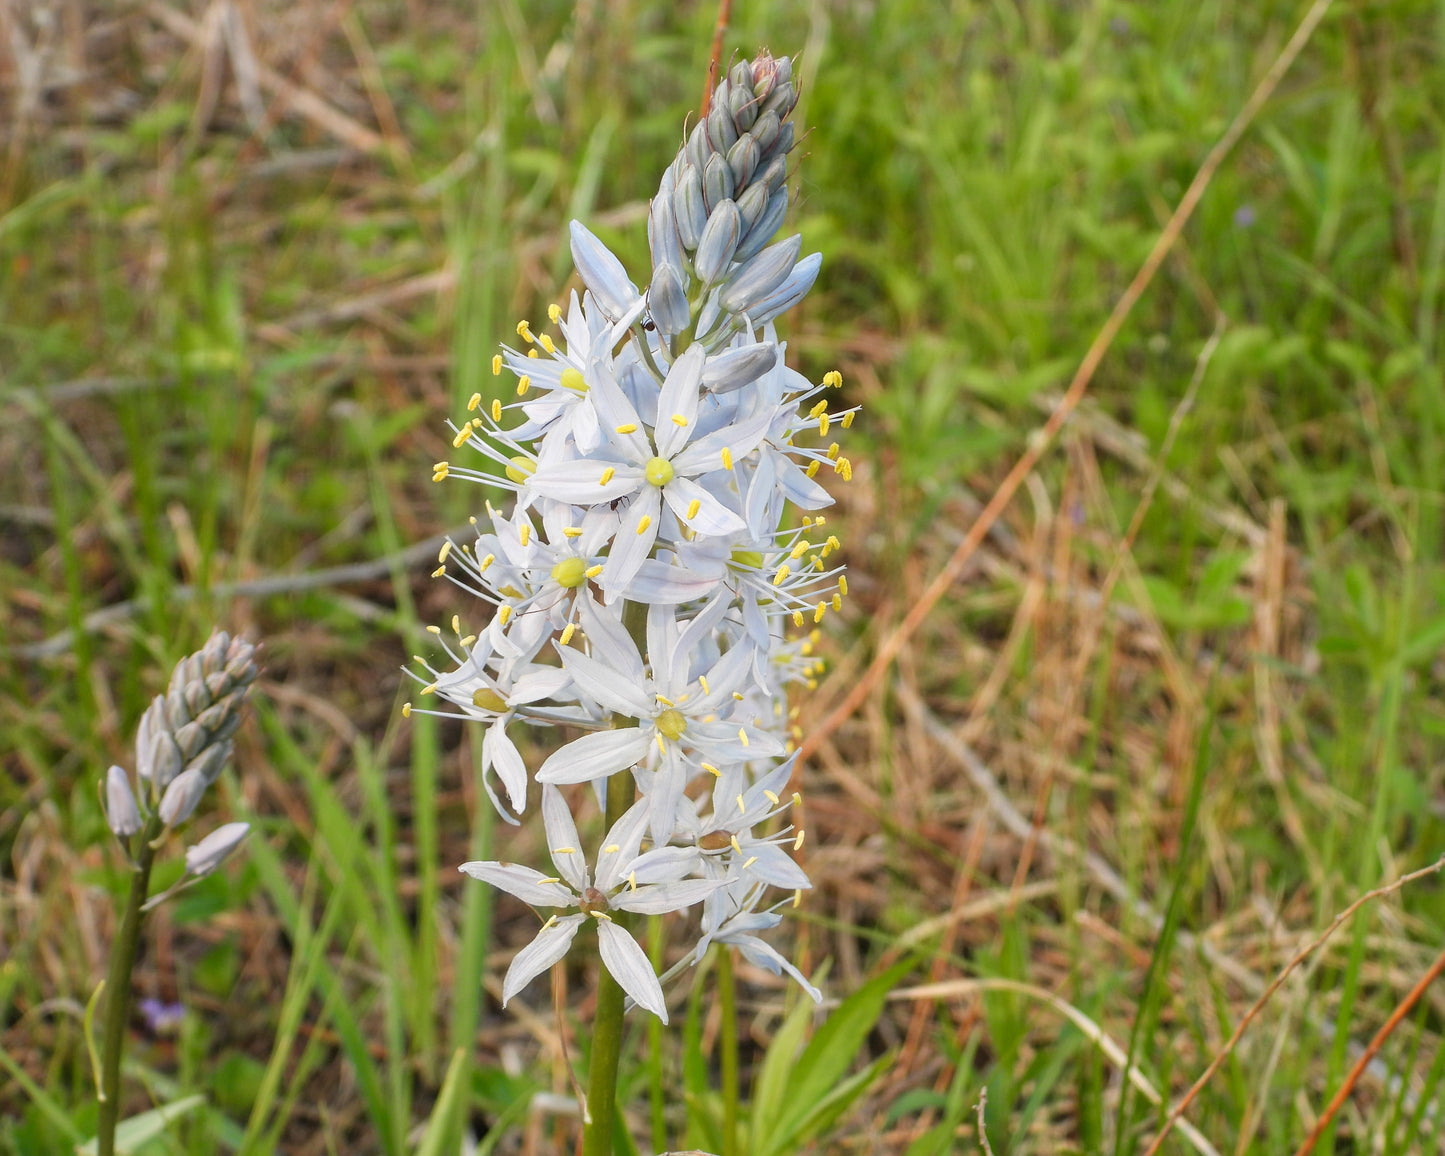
[615,423,638,434]
[792,610,805,627]
[452,425,473,448]
[805,461,820,478]
[599,467,615,485]
[686,499,701,520]
[814,603,826,623]
[730,834,743,853]
[721,447,734,470]
[563,526,583,538]
[792,889,803,908]
[560,622,577,645]
[671,413,687,427]
[838,458,853,480]
[516,320,534,342]
[553,846,576,855]
[427,624,442,634]
[832,593,843,611]
[421,684,437,695]
[498,605,512,625]
[603,844,620,854]
[792,792,802,806]
[519,523,531,547]
[451,615,461,635]
[433,463,449,481]
[842,410,856,428]
[828,535,842,552]
[492,398,503,421]
[790,540,810,560]
[536,876,561,885]
[492,354,502,375]
[628,871,637,891]
[460,635,476,647]
[655,694,675,706]
[467,392,482,411]
[737,727,749,748]
[431,565,446,578]
[595,911,613,921]
[815,516,828,526]
[542,914,557,930]
[702,762,721,777]
[826,443,840,460]
[772,564,790,586]
[480,553,495,571]
[818,412,831,436]
[809,400,828,418]
[636,514,652,534]
[764,790,779,805]
[402,702,412,717]
[548,303,562,323]
[823,370,842,388]
[527,349,539,359]
[698,675,710,696]
[732,692,744,701]
[743,855,758,870]
[655,734,665,755]
[584,563,603,578]
[794,828,807,850]
[539,334,556,354]
[516,375,531,396]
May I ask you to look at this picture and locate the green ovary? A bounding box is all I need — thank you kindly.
[551,557,588,588]
[656,708,687,740]
[729,549,763,570]
[561,368,588,393]
[645,456,675,487]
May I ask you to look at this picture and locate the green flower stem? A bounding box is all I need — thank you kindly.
[96,815,163,1156]
[717,944,739,1156]
[582,768,638,1156]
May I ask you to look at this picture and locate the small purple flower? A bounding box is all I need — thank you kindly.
[1234,205,1256,228]
[138,997,186,1034]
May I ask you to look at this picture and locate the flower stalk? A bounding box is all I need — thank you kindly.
[91,632,258,1156]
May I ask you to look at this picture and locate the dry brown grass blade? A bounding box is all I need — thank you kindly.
[147,1,386,153]
[700,0,733,118]
[1140,855,1445,1156]
[1291,941,1445,1156]
[796,0,1338,769]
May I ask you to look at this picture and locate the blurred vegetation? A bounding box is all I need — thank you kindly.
[5,0,1445,1153]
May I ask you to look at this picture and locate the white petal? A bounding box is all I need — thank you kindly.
[597,919,668,1023]
[503,915,586,1004]
[460,860,576,907]
[733,933,823,1003]
[599,488,662,598]
[535,729,651,784]
[559,648,652,718]
[483,721,528,814]
[541,786,588,890]
[595,796,653,890]
[653,345,706,460]
[612,878,722,915]
[530,459,642,504]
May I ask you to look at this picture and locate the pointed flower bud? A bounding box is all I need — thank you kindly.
[158,767,207,827]
[105,765,143,837]
[701,342,778,394]
[694,198,741,285]
[742,250,821,326]
[719,234,802,314]
[648,264,690,337]
[184,821,251,878]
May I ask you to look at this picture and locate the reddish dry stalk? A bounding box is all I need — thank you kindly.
[1139,856,1445,1156]
[1291,941,1445,1156]
[793,0,1338,774]
[700,0,733,118]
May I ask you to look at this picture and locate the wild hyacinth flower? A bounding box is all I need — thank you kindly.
[410,54,852,1033]
[409,50,853,1156]
[94,632,259,1156]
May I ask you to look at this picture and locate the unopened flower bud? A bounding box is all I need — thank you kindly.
[743,250,821,326]
[675,164,707,249]
[695,199,741,285]
[105,765,143,837]
[158,767,207,826]
[184,821,250,878]
[648,265,690,337]
[686,119,712,170]
[726,134,760,191]
[702,342,778,394]
[702,154,735,214]
[720,234,802,314]
[735,187,790,264]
